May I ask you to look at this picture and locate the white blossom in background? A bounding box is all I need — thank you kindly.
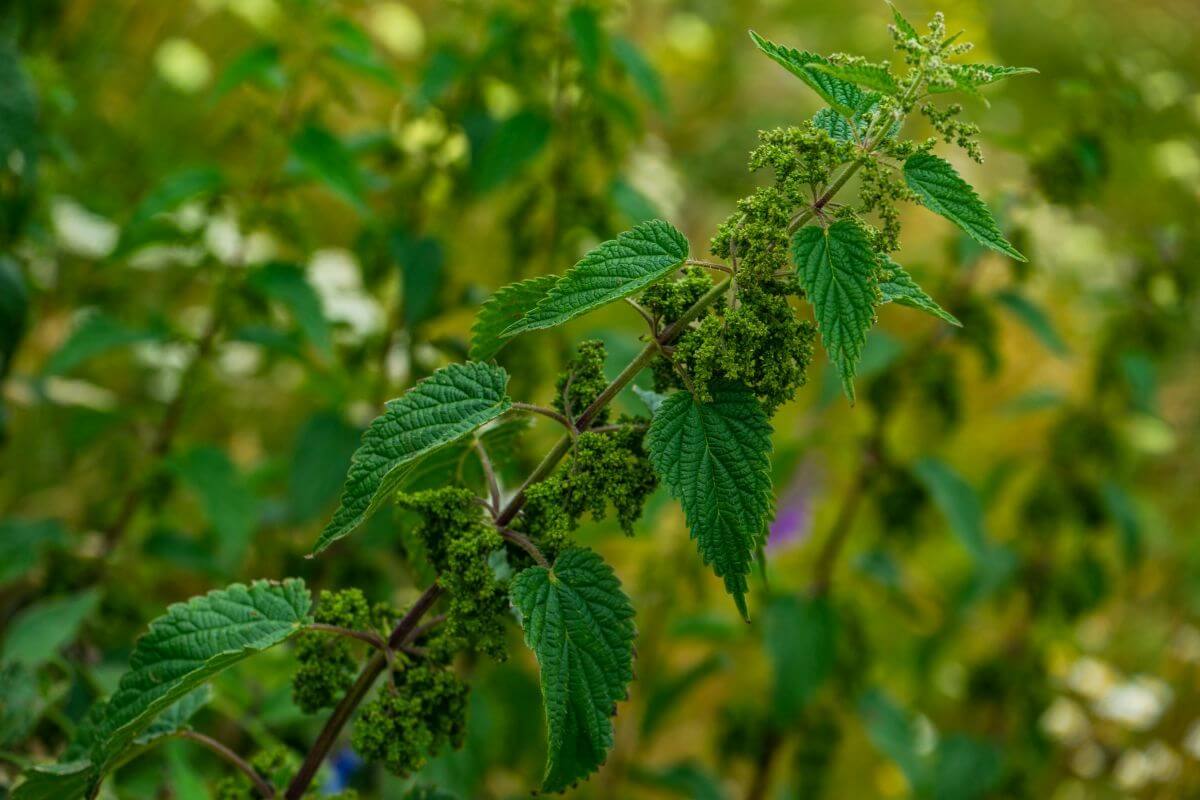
[135,341,192,402]
[154,38,212,93]
[242,231,279,265]
[1040,697,1091,746]
[369,2,425,59]
[307,250,384,343]
[42,377,117,411]
[204,212,244,264]
[52,198,119,259]
[217,342,263,378]
[627,143,683,221]
[1113,749,1151,791]
[1143,741,1181,782]
[1182,720,1200,760]
[1068,741,1105,779]
[1065,656,1118,702]
[1093,676,1171,731]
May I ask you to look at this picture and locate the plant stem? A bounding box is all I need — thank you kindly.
[285,583,444,799]
[307,623,388,652]
[511,402,577,435]
[495,276,731,529]
[178,730,275,798]
[474,439,502,513]
[498,527,551,568]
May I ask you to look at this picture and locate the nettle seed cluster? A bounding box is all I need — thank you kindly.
[13,9,1032,799]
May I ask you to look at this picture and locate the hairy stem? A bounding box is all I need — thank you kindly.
[511,401,577,435]
[285,583,444,799]
[178,730,275,798]
[307,623,388,652]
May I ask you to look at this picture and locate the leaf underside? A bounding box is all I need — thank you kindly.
[903,153,1027,262]
[791,220,879,402]
[647,383,773,620]
[878,259,961,327]
[510,548,636,793]
[315,361,512,553]
[469,274,557,361]
[502,219,688,338]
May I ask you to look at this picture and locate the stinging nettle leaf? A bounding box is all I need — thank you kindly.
[15,580,314,798]
[903,153,1027,262]
[647,383,773,620]
[888,2,919,41]
[469,274,557,361]
[502,219,688,338]
[91,579,311,773]
[748,31,877,116]
[791,220,879,402]
[315,362,512,553]
[808,60,899,96]
[510,547,636,793]
[930,63,1038,96]
[878,259,961,327]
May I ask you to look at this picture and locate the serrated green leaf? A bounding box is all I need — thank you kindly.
[502,220,688,338]
[878,259,961,327]
[791,220,879,402]
[748,31,877,115]
[930,63,1038,95]
[994,289,1068,356]
[92,579,309,777]
[888,3,919,40]
[903,153,1027,262]
[2,590,99,669]
[811,108,858,144]
[647,383,772,620]
[469,275,557,361]
[808,61,899,96]
[765,594,837,722]
[248,262,333,356]
[510,547,636,793]
[316,362,512,553]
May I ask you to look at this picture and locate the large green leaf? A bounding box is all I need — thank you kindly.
[903,153,1027,262]
[878,259,961,327]
[92,579,310,772]
[510,547,636,793]
[502,220,688,338]
[791,220,879,402]
[748,31,876,115]
[315,362,512,553]
[15,581,311,798]
[469,274,557,361]
[647,383,773,620]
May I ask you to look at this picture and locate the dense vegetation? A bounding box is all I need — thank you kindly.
[2,1,1198,798]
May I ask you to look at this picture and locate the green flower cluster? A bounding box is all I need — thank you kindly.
[554,338,610,425]
[292,588,371,714]
[351,662,468,778]
[398,488,509,660]
[519,424,658,555]
[641,266,712,323]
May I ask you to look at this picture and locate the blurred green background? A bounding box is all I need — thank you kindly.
[1,0,1198,797]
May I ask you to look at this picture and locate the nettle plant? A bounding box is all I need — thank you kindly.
[14,9,1033,798]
